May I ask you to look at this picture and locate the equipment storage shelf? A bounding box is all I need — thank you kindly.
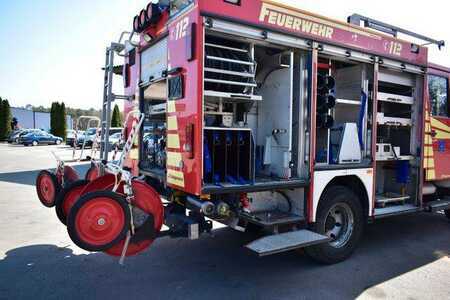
[376,155,414,162]
[204,90,262,102]
[203,127,254,186]
[377,114,412,127]
[376,193,410,208]
[378,92,414,105]
[204,35,258,100]
[376,100,413,127]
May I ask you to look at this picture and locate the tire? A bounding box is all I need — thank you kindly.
[445,209,450,219]
[55,180,89,225]
[67,191,130,252]
[305,186,364,264]
[36,170,61,208]
[56,140,61,145]
[32,140,38,146]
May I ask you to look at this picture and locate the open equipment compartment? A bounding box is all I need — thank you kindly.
[374,67,423,210]
[202,31,310,191]
[315,56,374,166]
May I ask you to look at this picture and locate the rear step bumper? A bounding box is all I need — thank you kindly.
[246,230,331,257]
[425,199,450,213]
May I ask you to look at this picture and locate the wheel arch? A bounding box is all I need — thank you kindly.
[312,169,373,222]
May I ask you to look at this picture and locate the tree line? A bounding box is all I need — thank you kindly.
[0,97,12,140]
[0,99,123,141]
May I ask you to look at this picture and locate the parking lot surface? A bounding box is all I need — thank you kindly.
[0,143,449,300]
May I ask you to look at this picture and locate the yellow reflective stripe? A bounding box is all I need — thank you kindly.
[425,159,435,169]
[434,130,450,139]
[424,134,432,145]
[167,116,178,131]
[430,117,450,132]
[167,134,180,149]
[167,169,185,187]
[425,123,431,132]
[426,169,436,181]
[167,101,176,113]
[129,148,139,160]
[424,146,434,157]
[167,152,182,168]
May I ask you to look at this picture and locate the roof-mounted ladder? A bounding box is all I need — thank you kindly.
[348,14,445,49]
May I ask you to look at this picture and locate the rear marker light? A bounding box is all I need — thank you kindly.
[133,15,141,32]
[185,124,194,159]
[139,9,147,28]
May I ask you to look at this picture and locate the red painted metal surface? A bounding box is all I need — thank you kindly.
[199,0,428,66]
[425,67,450,182]
[74,196,126,247]
[36,171,58,207]
[165,7,204,195]
[63,166,80,183]
[85,165,100,182]
[62,184,87,221]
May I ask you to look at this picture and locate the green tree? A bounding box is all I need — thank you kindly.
[111,104,122,127]
[0,98,12,140]
[59,102,67,140]
[0,97,3,138]
[50,102,67,139]
[50,102,57,136]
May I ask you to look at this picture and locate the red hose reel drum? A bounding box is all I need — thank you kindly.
[104,180,164,257]
[66,174,163,256]
[36,170,60,208]
[36,166,80,208]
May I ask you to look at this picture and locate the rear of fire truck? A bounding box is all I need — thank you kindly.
[134,0,322,260]
[34,0,450,264]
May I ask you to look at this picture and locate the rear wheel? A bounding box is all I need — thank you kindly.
[445,209,450,219]
[55,180,89,225]
[36,170,60,208]
[32,140,38,146]
[56,140,61,145]
[67,191,130,252]
[305,186,364,264]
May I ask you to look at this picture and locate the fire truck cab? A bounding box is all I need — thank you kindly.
[103,0,450,263]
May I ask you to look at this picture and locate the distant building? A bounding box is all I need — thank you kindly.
[11,107,73,131]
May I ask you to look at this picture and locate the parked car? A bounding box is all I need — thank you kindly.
[9,129,43,144]
[20,132,63,146]
[7,129,25,143]
[66,129,76,146]
[76,128,98,148]
[107,132,125,151]
[76,127,123,148]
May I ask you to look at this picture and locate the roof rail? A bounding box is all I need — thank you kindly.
[348,14,445,50]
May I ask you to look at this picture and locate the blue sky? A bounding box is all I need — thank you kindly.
[1,0,449,109]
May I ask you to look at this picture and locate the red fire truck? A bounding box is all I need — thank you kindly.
[36,0,450,264]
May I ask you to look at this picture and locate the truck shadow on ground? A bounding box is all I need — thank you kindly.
[0,213,449,299]
[0,165,90,186]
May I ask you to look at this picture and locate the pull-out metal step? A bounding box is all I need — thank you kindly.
[374,204,420,219]
[246,230,331,257]
[425,199,450,212]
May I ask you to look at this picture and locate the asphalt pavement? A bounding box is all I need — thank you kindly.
[0,143,449,300]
